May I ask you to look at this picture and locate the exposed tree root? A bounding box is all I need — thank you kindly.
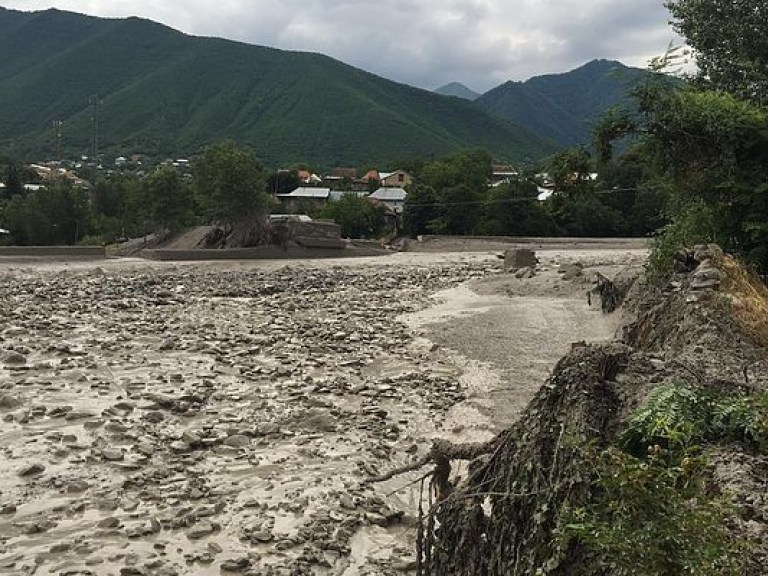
[366,438,497,494]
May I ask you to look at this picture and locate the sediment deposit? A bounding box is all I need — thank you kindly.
[0,250,645,575]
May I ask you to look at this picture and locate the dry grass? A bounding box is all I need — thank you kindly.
[717,254,768,348]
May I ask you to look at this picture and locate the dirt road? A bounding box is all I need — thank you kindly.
[0,248,645,575]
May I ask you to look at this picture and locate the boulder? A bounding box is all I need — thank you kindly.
[503,249,537,272]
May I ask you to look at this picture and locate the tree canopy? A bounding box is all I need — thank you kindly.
[192,141,269,225]
[667,0,768,104]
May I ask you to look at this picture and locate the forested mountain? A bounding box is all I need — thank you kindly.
[476,60,649,147]
[0,8,556,167]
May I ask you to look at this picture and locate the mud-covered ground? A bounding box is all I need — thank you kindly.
[0,249,645,576]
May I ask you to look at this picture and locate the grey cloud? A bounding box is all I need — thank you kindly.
[2,0,680,92]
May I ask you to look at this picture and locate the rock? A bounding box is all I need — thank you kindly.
[102,448,124,461]
[220,557,251,572]
[120,568,148,576]
[1,350,26,365]
[143,411,165,423]
[514,266,534,279]
[0,394,22,409]
[251,529,273,543]
[18,462,45,477]
[0,504,17,515]
[690,278,721,291]
[693,244,722,263]
[187,521,217,540]
[98,517,121,529]
[223,434,250,448]
[503,249,537,271]
[253,423,280,436]
[66,479,91,493]
[170,440,191,453]
[558,262,584,280]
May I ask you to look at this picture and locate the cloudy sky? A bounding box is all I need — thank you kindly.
[2,0,682,92]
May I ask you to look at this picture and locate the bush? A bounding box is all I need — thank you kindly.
[645,200,716,284]
[558,447,742,576]
[620,381,768,457]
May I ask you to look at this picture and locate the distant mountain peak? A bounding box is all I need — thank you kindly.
[434,82,480,101]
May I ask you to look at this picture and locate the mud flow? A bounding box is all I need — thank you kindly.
[0,250,645,575]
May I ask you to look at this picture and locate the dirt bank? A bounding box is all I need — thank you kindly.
[424,247,768,575]
[0,249,642,576]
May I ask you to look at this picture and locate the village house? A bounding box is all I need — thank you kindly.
[276,187,331,211]
[378,170,413,188]
[369,187,408,214]
[489,163,519,187]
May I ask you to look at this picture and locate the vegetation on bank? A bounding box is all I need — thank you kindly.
[551,3,768,571]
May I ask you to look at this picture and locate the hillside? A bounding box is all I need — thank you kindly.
[476,59,649,147]
[0,8,556,167]
[434,82,480,101]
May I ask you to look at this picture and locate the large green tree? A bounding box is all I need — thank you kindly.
[667,0,768,104]
[479,180,557,237]
[319,194,389,239]
[3,183,93,245]
[193,142,269,225]
[2,164,24,199]
[142,166,193,235]
[402,184,438,236]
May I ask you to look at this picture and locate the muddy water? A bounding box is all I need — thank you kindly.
[0,252,639,576]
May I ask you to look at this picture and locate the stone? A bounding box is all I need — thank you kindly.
[223,434,250,448]
[220,557,251,572]
[18,462,45,477]
[102,448,124,461]
[0,394,22,409]
[98,517,121,529]
[558,262,584,280]
[187,521,217,540]
[1,350,26,365]
[503,249,537,271]
[66,479,91,493]
[514,266,534,279]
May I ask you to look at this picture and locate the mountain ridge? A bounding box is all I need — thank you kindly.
[476,59,649,147]
[0,7,556,167]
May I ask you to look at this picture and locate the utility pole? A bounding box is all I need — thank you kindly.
[89,94,101,164]
[52,120,63,161]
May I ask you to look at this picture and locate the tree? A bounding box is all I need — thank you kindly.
[402,184,438,236]
[193,141,269,225]
[142,166,193,235]
[666,0,768,104]
[319,194,389,239]
[592,108,636,165]
[549,149,594,195]
[479,180,557,237]
[266,170,301,196]
[3,164,24,199]
[643,89,768,270]
[3,183,93,245]
[431,184,481,235]
[421,148,492,192]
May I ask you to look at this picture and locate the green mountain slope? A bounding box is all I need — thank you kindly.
[476,60,649,147]
[434,82,480,101]
[0,8,556,167]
